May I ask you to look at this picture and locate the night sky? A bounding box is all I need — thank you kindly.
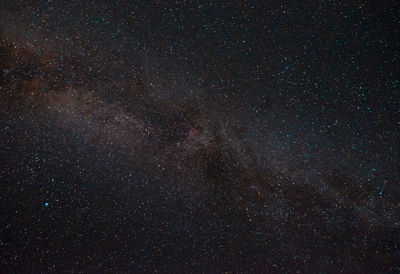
[1,0,399,272]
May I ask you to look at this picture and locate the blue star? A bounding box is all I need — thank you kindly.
[44,202,49,207]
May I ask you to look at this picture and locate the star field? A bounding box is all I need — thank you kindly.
[1,1,399,272]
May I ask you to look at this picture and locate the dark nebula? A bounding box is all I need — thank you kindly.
[1,1,399,272]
